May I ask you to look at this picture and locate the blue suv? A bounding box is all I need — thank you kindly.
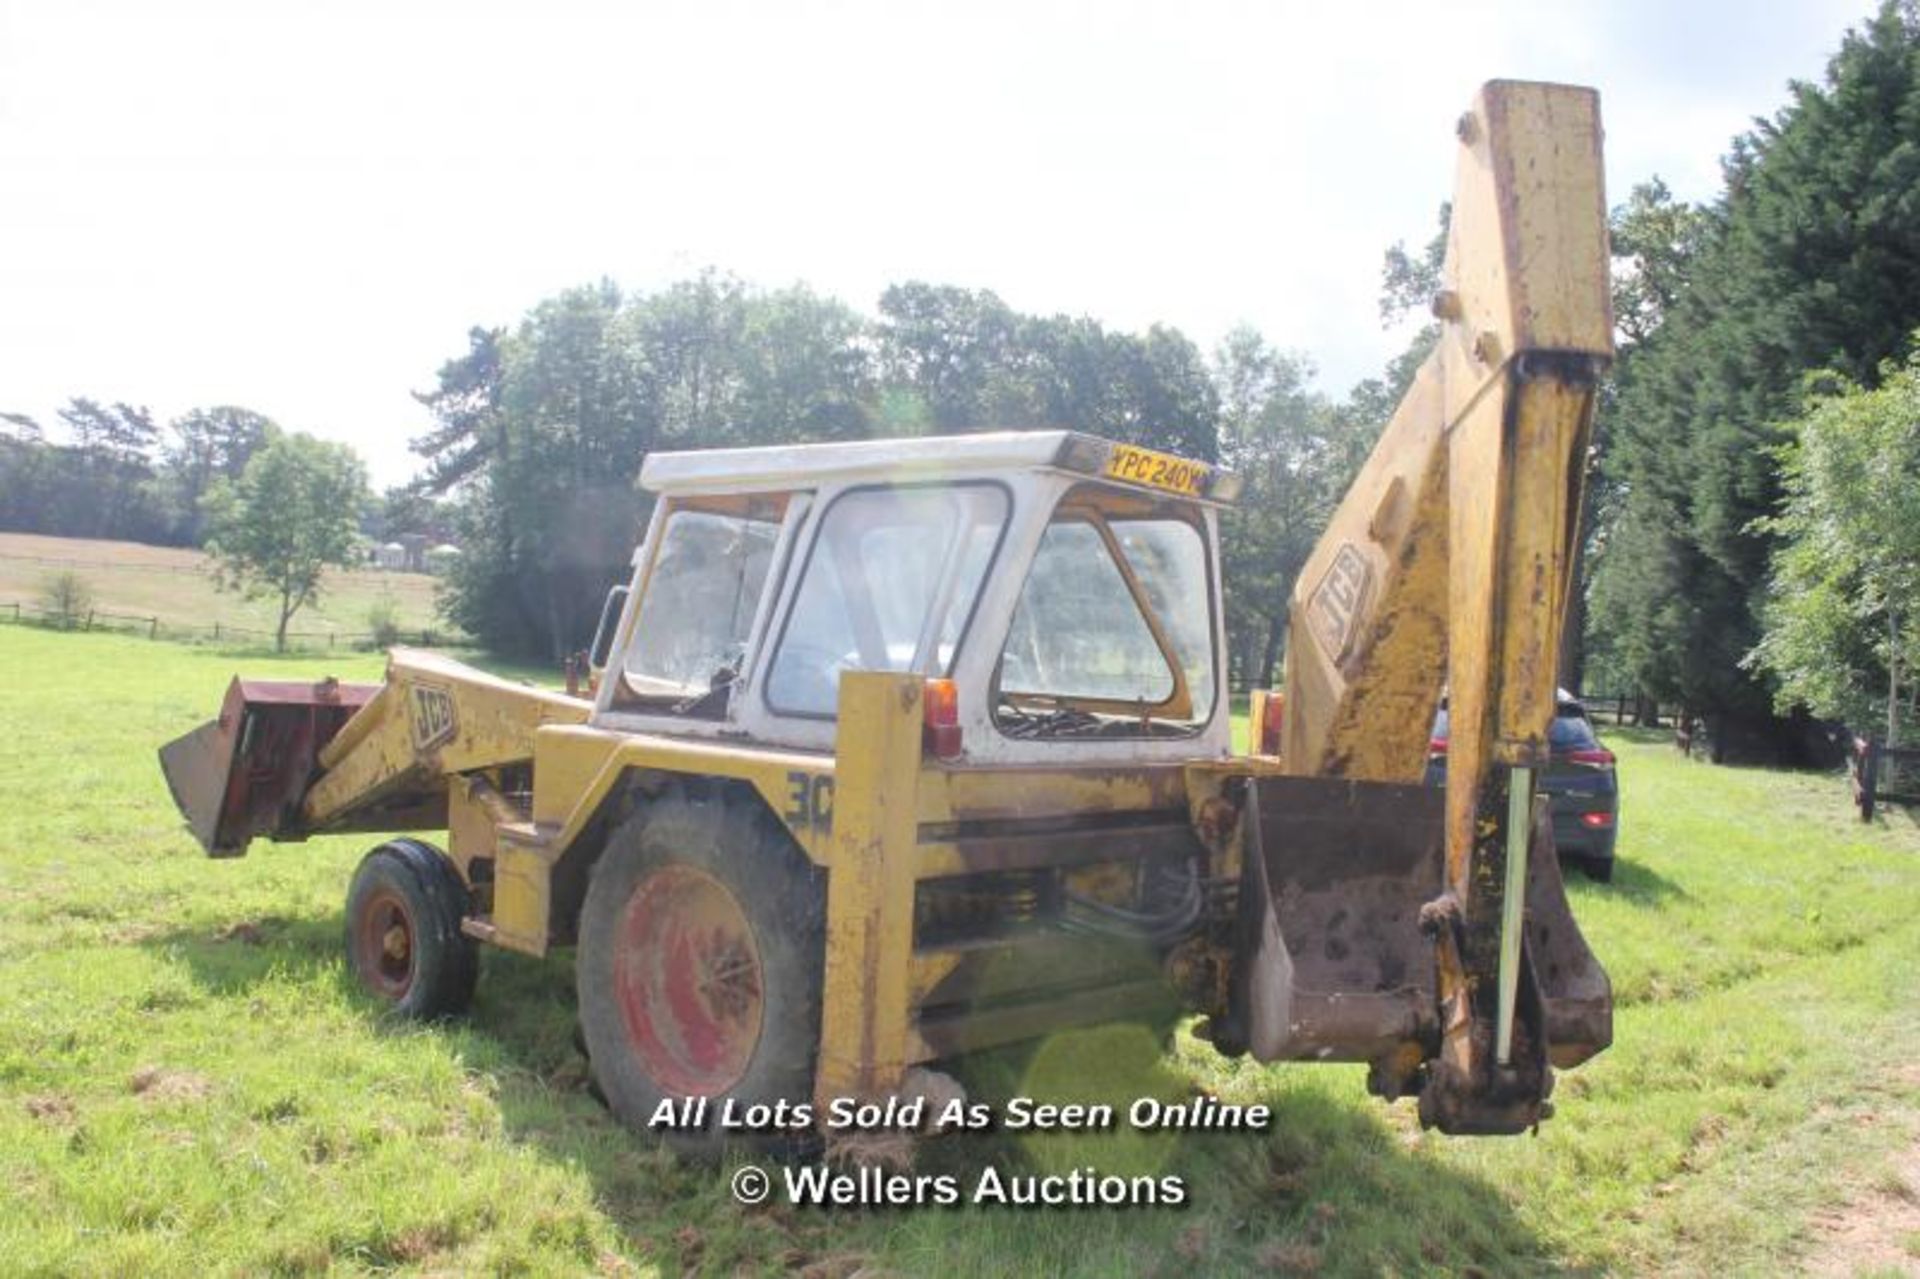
[1424,692,1620,882]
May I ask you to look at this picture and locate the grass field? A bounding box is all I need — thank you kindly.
[3,626,1919,1276]
[0,532,447,643]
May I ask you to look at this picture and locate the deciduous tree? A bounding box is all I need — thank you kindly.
[1749,347,1920,744]
[204,433,370,651]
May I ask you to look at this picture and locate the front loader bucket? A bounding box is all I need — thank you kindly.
[158,677,379,856]
[1222,774,1610,1129]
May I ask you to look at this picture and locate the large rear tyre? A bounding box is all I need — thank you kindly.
[344,839,479,1019]
[577,786,825,1159]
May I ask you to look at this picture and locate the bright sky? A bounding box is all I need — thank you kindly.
[0,0,1873,486]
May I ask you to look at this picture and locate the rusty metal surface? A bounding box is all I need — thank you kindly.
[158,677,379,856]
[1222,775,1609,1134]
[1234,774,1445,1064]
[1525,804,1613,1067]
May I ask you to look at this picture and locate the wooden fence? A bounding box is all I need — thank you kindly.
[0,599,452,652]
[1849,735,1920,821]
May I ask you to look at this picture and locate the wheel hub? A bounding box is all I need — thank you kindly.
[357,888,416,999]
[614,863,766,1097]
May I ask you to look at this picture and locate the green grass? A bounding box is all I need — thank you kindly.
[0,532,448,643]
[3,626,1919,1275]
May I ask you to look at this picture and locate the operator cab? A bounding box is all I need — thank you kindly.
[589,431,1241,764]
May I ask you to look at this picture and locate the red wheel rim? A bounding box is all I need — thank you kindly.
[355,887,416,999]
[613,864,765,1097]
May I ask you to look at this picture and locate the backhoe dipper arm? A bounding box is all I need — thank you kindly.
[1278,81,1613,1131]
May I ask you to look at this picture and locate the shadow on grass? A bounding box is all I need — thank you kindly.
[1596,855,1688,907]
[145,914,1574,1275]
[144,913,347,994]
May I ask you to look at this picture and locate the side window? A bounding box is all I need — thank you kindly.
[622,509,779,710]
[1111,519,1215,719]
[767,485,1007,717]
[995,496,1215,739]
[1001,522,1172,703]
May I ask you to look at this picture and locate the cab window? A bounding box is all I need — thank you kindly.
[767,484,1007,718]
[621,502,782,716]
[996,488,1214,739]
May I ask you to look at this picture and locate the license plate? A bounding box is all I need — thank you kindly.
[1104,444,1210,497]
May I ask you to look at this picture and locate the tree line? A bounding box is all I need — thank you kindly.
[407,276,1405,671]
[14,1,1920,754]
[0,402,439,649]
[1586,0,1920,756]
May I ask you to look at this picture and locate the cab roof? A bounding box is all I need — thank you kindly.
[638,430,1241,506]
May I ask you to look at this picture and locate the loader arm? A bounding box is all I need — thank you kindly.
[1230,81,1614,1133]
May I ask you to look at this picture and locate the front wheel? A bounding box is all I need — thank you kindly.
[344,839,479,1018]
[577,786,825,1159]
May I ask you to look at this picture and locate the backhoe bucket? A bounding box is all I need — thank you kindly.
[1223,775,1610,1127]
[158,677,379,856]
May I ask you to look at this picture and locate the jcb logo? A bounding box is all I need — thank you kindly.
[1307,544,1374,665]
[409,685,457,752]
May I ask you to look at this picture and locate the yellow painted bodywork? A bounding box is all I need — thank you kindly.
[815,673,924,1106]
[1278,81,1611,1094]
[1280,79,1609,845]
[302,647,591,835]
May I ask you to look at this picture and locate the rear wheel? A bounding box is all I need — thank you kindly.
[344,839,479,1018]
[1581,854,1615,884]
[577,786,825,1159]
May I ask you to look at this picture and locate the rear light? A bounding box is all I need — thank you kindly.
[1565,748,1615,768]
[1580,811,1615,829]
[1258,692,1285,756]
[1428,736,1448,760]
[923,678,962,760]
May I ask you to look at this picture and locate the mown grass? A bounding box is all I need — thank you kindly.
[2,626,1918,1276]
[0,532,446,640]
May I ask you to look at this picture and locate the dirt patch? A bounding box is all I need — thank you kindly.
[214,919,269,945]
[24,1093,76,1124]
[1805,1138,1920,1277]
[129,1065,213,1102]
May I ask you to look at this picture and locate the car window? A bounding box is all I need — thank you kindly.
[1549,713,1599,750]
[1431,707,1598,750]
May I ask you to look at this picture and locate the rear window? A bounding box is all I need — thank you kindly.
[1430,707,1598,749]
[1549,712,1598,750]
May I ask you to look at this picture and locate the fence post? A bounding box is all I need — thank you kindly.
[213,621,221,641]
[83,609,93,632]
[1863,738,1881,823]
[149,616,158,640]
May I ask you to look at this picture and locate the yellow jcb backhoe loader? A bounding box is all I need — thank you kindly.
[159,79,1612,1149]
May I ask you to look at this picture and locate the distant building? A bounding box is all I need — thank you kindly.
[374,541,408,571]
[398,533,430,571]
